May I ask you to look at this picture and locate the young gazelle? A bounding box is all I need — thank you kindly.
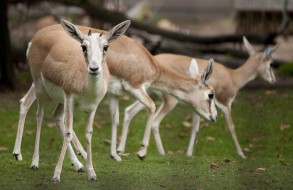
[117,37,279,159]
[13,23,217,168]
[15,19,130,182]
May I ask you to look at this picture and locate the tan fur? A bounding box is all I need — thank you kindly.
[30,24,199,92]
[154,53,264,106]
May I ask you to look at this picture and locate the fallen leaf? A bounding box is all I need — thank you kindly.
[182,121,192,128]
[164,124,172,129]
[167,150,175,155]
[206,136,215,141]
[118,153,129,157]
[50,138,55,144]
[176,150,185,154]
[0,147,8,152]
[93,122,101,129]
[224,159,232,164]
[121,95,130,100]
[243,147,251,152]
[26,130,33,135]
[280,124,290,131]
[103,139,111,145]
[47,122,56,129]
[250,134,262,142]
[253,167,266,174]
[237,168,245,173]
[200,122,209,129]
[279,160,288,166]
[265,90,276,95]
[210,163,220,169]
[184,114,192,121]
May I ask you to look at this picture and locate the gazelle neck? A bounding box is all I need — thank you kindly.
[233,56,259,90]
[151,65,197,100]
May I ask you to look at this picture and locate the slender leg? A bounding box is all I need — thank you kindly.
[31,100,44,170]
[221,106,246,159]
[108,95,122,161]
[53,104,84,172]
[152,94,178,155]
[52,94,73,183]
[72,131,87,160]
[85,109,97,180]
[126,86,155,160]
[186,113,200,156]
[13,84,36,161]
[117,101,145,154]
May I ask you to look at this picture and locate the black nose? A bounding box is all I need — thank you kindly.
[209,116,216,122]
[89,67,99,72]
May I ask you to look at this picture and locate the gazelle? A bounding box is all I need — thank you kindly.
[13,19,131,182]
[117,37,279,159]
[13,21,217,170]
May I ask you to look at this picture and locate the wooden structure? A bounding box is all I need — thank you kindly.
[235,0,293,34]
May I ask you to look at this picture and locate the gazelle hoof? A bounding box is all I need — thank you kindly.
[13,153,23,161]
[110,154,122,162]
[239,154,247,159]
[52,176,60,183]
[77,167,84,173]
[89,176,97,181]
[31,165,39,171]
[136,153,146,161]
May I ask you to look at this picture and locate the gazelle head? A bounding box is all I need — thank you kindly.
[243,36,279,84]
[60,19,131,76]
[187,58,217,122]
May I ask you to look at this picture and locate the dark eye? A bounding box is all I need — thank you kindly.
[208,93,214,100]
[81,45,87,53]
[103,45,109,52]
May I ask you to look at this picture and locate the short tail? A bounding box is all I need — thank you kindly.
[26,42,32,58]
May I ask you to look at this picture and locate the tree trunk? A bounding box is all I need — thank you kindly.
[0,0,14,89]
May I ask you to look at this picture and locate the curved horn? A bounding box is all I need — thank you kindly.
[265,43,280,57]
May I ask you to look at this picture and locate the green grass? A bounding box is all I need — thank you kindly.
[0,88,292,189]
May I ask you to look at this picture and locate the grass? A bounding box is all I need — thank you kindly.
[0,88,292,189]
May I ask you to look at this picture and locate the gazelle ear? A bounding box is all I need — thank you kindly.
[243,36,255,55]
[188,58,199,78]
[200,58,214,85]
[106,20,131,43]
[60,19,85,43]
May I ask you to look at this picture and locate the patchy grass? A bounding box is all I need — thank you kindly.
[0,88,292,189]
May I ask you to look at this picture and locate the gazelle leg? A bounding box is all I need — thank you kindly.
[221,106,246,159]
[31,100,44,170]
[117,101,145,154]
[72,131,87,160]
[186,113,200,156]
[108,95,122,161]
[152,95,178,155]
[52,94,73,183]
[13,84,36,161]
[53,103,84,172]
[85,109,97,180]
[126,86,155,160]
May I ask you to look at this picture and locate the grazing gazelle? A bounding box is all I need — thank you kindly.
[13,19,131,182]
[13,21,217,171]
[117,37,279,159]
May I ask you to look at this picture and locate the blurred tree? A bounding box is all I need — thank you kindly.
[0,0,14,89]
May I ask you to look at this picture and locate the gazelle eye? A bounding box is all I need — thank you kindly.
[81,45,87,53]
[103,45,109,52]
[208,93,214,100]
